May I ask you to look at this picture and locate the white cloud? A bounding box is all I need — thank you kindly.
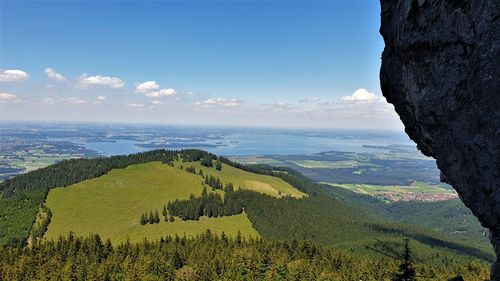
[340,88,379,102]
[127,103,144,108]
[145,88,177,98]
[196,98,240,108]
[64,97,88,104]
[263,101,298,112]
[151,100,161,105]
[0,69,29,82]
[39,97,89,105]
[40,98,56,105]
[135,81,160,93]
[92,96,106,105]
[44,68,67,82]
[298,97,320,103]
[135,80,177,98]
[0,92,17,100]
[77,74,125,89]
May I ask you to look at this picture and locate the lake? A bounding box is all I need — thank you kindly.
[80,128,416,156]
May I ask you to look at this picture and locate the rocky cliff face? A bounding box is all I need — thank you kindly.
[379,0,500,278]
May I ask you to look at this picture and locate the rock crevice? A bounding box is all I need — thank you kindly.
[379,0,499,278]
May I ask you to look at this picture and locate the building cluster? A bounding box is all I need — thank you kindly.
[375,191,458,202]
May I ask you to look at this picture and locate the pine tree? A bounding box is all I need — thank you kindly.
[200,156,213,167]
[154,210,160,224]
[140,213,147,225]
[162,205,167,218]
[366,239,417,281]
[392,239,416,281]
[148,211,154,224]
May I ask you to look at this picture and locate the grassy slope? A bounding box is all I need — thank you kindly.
[45,162,260,243]
[179,161,307,198]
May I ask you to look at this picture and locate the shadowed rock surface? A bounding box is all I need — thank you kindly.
[379,0,500,278]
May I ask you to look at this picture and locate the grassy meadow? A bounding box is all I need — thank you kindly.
[177,160,307,198]
[44,162,260,243]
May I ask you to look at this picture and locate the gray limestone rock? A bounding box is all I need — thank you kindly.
[379,0,499,278]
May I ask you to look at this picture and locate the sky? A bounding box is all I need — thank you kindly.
[0,0,403,130]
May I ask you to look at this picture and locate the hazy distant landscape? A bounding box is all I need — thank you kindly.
[0,122,416,178]
[0,122,455,203]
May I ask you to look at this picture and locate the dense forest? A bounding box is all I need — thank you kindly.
[0,231,488,281]
[0,149,495,279]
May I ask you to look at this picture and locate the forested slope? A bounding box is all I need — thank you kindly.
[0,149,494,273]
[0,231,489,280]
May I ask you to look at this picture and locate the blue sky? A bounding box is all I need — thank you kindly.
[0,0,402,130]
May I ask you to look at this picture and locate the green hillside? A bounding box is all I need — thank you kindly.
[0,149,495,279]
[45,161,259,243]
[322,183,489,248]
[174,160,307,198]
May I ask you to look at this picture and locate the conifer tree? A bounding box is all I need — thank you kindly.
[148,211,154,224]
[392,239,416,281]
[140,213,147,225]
[154,210,160,224]
[200,156,213,167]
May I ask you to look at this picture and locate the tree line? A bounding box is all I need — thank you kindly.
[29,205,52,244]
[167,186,244,221]
[140,210,160,225]
[140,185,242,223]
[0,232,486,280]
